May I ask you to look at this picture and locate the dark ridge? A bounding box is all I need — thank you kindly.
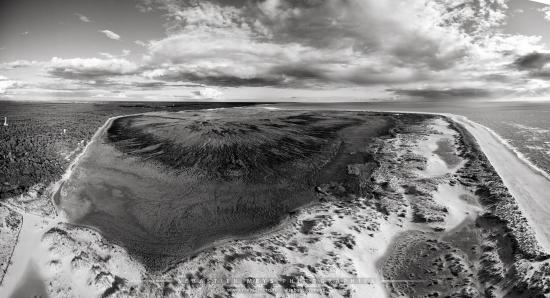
[106,112,364,182]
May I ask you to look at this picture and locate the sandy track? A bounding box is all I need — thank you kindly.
[0,212,50,298]
[446,114,550,254]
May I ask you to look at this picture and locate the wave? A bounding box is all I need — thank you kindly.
[445,113,550,182]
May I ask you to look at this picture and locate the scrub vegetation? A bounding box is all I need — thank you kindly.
[0,101,254,199]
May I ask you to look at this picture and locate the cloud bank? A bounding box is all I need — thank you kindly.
[5,0,550,101]
[48,57,138,80]
[0,76,24,94]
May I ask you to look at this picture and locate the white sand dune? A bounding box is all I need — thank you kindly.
[446,114,550,254]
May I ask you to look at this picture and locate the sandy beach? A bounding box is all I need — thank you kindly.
[446,113,550,254]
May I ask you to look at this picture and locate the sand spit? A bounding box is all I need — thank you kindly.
[2,108,550,297]
[32,112,501,297]
[446,114,550,254]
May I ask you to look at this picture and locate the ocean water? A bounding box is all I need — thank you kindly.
[276,101,550,176]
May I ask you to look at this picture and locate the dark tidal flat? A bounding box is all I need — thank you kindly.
[57,108,395,270]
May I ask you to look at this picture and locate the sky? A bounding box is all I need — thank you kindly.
[2,0,550,101]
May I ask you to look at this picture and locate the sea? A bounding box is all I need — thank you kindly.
[275,100,550,176]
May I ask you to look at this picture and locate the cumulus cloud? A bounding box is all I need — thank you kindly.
[530,0,550,5]
[99,30,121,40]
[514,52,550,70]
[134,40,148,47]
[19,0,550,100]
[539,7,550,21]
[513,52,550,78]
[0,76,24,94]
[98,49,131,59]
[92,91,128,99]
[130,0,528,92]
[75,13,92,23]
[47,57,138,80]
[192,87,224,100]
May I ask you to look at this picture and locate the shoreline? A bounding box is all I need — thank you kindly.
[50,116,116,215]
[268,105,550,254]
[369,109,550,254]
[364,108,550,254]
[264,105,550,181]
[53,110,303,271]
[0,113,146,298]
[445,113,550,254]
[2,106,549,297]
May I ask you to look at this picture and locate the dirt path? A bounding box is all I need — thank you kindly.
[0,212,53,298]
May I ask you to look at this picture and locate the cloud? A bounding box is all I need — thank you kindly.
[98,50,131,59]
[75,13,92,23]
[0,76,24,94]
[47,57,138,80]
[529,0,550,5]
[192,87,223,100]
[389,88,492,100]
[131,0,524,90]
[539,7,550,21]
[514,52,550,70]
[99,52,115,59]
[92,91,128,99]
[134,40,148,47]
[99,30,120,40]
[513,52,550,78]
[0,60,38,70]
[15,0,550,101]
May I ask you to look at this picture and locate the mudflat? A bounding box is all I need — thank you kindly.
[56,108,394,270]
